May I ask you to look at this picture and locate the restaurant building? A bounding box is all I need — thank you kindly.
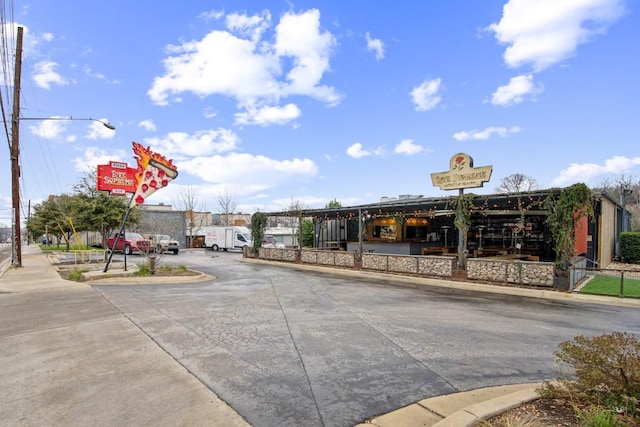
[267,154,631,269]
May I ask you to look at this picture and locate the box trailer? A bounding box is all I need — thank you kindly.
[204,226,252,251]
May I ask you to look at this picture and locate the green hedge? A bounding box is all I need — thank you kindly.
[620,232,640,264]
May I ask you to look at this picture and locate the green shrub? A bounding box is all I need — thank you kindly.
[621,232,640,264]
[575,406,625,427]
[543,332,640,419]
[66,268,88,281]
[134,263,151,276]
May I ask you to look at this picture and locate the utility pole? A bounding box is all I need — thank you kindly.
[11,26,24,267]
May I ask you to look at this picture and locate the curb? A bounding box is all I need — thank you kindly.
[431,388,540,426]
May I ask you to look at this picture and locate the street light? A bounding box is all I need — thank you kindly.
[10,115,116,267]
[19,116,116,130]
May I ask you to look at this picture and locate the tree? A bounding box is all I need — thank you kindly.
[325,198,342,208]
[450,193,476,269]
[175,186,207,248]
[495,173,538,194]
[301,218,314,247]
[544,183,594,271]
[250,211,268,251]
[73,171,139,247]
[217,187,237,226]
[27,196,65,248]
[594,173,640,232]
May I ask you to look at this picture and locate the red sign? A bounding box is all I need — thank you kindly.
[97,161,137,195]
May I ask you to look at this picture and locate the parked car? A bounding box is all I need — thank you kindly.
[107,232,152,255]
[262,235,276,247]
[148,234,180,254]
[262,235,286,248]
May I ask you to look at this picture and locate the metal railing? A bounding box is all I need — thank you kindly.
[570,265,640,298]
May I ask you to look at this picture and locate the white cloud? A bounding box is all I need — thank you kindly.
[365,32,385,60]
[32,61,68,90]
[139,119,157,131]
[29,119,66,139]
[487,0,625,71]
[410,78,442,111]
[226,10,271,42]
[85,119,117,140]
[552,156,640,186]
[82,66,105,80]
[178,152,318,191]
[453,126,521,141]
[347,142,370,159]
[27,117,114,141]
[346,142,384,158]
[143,128,240,158]
[234,103,301,126]
[203,108,218,119]
[148,9,340,126]
[394,139,423,155]
[198,9,225,22]
[491,74,542,106]
[71,146,129,172]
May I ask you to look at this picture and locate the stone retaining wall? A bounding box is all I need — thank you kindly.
[253,248,554,287]
[258,247,298,262]
[467,258,554,286]
[361,253,454,277]
[300,249,356,268]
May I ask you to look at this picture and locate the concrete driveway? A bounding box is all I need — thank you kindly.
[90,251,640,427]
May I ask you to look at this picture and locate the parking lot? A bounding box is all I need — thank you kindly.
[90,249,640,426]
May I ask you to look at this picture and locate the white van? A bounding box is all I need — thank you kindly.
[203,226,252,251]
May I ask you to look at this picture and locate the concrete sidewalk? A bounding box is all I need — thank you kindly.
[0,245,249,427]
[0,246,636,426]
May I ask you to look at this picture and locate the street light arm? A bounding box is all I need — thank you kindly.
[17,116,116,130]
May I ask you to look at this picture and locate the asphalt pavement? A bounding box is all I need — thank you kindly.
[1,245,638,427]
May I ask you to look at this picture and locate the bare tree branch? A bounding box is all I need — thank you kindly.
[174,186,207,247]
[217,187,237,226]
[495,173,538,194]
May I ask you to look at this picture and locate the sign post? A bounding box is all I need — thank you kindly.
[431,153,493,267]
[101,142,178,272]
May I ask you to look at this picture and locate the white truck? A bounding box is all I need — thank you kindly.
[204,226,252,251]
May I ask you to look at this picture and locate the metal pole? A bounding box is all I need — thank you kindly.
[103,193,136,272]
[358,208,363,255]
[457,189,465,268]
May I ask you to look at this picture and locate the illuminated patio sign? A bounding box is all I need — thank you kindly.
[431,153,492,190]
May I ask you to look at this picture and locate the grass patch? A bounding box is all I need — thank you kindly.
[133,263,196,277]
[133,263,152,276]
[65,268,89,281]
[579,275,640,297]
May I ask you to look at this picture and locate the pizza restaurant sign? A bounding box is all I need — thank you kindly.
[96,142,178,202]
[97,161,137,195]
[431,153,493,190]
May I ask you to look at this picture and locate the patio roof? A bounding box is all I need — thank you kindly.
[265,190,557,221]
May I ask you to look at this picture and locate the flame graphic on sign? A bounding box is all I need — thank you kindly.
[130,142,179,206]
[132,142,178,187]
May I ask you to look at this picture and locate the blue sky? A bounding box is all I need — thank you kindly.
[1,0,639,225]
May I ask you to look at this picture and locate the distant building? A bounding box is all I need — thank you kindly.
[212,213,251,226]
[264,226,299,247]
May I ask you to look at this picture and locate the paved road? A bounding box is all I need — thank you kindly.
[88,250,640,427]
[0,243,12,265]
